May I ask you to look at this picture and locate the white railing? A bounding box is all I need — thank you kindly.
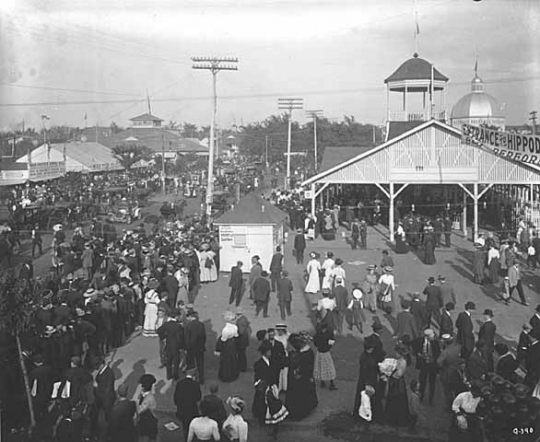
[389,109,446,122]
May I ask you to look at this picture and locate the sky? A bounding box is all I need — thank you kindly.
[0,0,539,132]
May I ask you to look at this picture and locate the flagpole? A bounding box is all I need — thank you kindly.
[414,9,419,54]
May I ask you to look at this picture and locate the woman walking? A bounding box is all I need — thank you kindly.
[313,323,338,390]
[378,266,395,314]
[346,286,366,334]
[215,312,239,382]
[305,252,321,294]
[143,279,160,337]
[383,343,410,427]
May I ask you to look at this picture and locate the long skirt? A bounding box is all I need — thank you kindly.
[143,304,158,337]
[285,378,318,421]
[314,351,336,382]
[385,377,410,427]
[305,269,320,293]
[278,367,288,392]
[424,242,436,265]
[217,338,239,382]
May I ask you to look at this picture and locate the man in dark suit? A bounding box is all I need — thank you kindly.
[530,304,540,337]
[157,310,185,381]
[456,301,476,359]
[108,384,137,442]
[436,335,462,410]
[253,271,271,318]
[30,353,56,421]
[269,246,284,292]
[438,276,456,306]
[252,341,275,424]
[184,311,206,384]
[495,343,519,383]
[248,256,262,301]
[202,382,227,430]
[229,261,244,306]
[478,309,496,371]
[293,228,306,265]
[467,341,487,382]
[276,270,293,321]
[365,322,386,363]
[412,328,440,404]
[439,302,454,337]
[162,269,179,310]
[94,356,116,431]
[333,281,349,334]
[422,277,443,328]
[524,329,540,389]
[235,307,251,372]
[267,328,287,384]
[174,368,202,441]
[395,300,419,341]
[410,292,428,332]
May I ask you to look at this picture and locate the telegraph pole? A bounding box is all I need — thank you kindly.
[278,98,303,189]
[530,111,538,135]
[192,56,238,219]
[306,109,323,172]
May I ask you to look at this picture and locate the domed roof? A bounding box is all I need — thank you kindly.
[451,74,504,119]
[385,53,449,83]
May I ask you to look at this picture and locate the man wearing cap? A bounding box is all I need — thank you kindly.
[229,261,244,306]
[293,228,306,265]
[423,277,443,328]
[235,307,251,372]
[276,270,293,321]
[162,268,179,310]
[478,309,496,371]
[269,246,284,292]
[185,311,206,384]
[438,276,456,306]
[436,335,462,410]
[456,302,476,359]
[157,310,185,381]
[253,271,271,318]
[108,384,137,442]
[412,329,440,404]
[174,367,202,441]
[395,300,419,341]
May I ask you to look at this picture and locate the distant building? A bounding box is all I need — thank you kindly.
[129,113,163,128]
[450,65,505,130]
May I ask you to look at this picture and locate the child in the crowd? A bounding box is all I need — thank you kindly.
[358,384,375,430]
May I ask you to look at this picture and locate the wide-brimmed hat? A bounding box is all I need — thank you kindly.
[438,275,446,281]
[275,323,287,331]
[227,395,246,413]
[309,252,318,259]
[223,311,236,322]
[235,306,245,315]
[201,243,210,251]
[352,288,363,299]
[84,288,96,298]
[367,264,377,271]
[441,334,453,342]
[383,266,393,273]
[148,279,160,290]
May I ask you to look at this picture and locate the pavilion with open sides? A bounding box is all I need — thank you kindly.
[302,118,540,242]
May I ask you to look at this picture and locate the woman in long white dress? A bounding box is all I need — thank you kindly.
[321,252,335,291]
[198,244,217,283]
[305,252,321,294]
[174,266,190,305]
[143,279,160,337]
[329,258,346,289]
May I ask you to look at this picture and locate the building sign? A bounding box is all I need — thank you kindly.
[462,124,540,166]
[219,225,234,242]
[29,161,66,180]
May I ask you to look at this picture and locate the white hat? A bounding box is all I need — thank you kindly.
[352,288,363,299]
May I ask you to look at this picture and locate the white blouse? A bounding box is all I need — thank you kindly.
[223,414,248,442]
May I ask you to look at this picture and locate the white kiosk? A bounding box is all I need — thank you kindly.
[215,193,287,273]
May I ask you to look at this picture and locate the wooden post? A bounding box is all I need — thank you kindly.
[473,183,479,242]
[311,183,316,217]
[462,189,467,236]
[389,183,395,242]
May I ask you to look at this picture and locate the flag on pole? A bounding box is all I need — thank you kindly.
[474,59,478,75]
[415,11,420,36]
[84,112,88,127]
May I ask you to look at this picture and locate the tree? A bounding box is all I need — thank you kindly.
[0,270,39,429]
[112,144,153,171]
[166,120,180,130]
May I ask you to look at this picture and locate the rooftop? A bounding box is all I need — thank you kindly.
[216,192,287,225]
[129,113,164,122]
[385,53,448,83]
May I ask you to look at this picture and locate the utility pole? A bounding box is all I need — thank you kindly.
[530,111,538,135]
[192,56,238,219]
[265,135,269,168]
[306,109,323,172]
[162,129,166,194]
[278,98,303,189]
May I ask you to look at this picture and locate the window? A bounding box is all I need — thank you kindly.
[233,234,247,247]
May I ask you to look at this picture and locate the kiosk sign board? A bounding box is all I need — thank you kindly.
[462,124,540,167]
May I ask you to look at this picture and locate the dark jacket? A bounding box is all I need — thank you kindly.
[202,394,227,428]
[252,276,271,302]
[269,339,287,378]
[157,320,185,356]
[269,253,283,273]
[174,377,201,419]
[365,333,385,363]
[467,349,487,381]
[185,319,206,353]
[395,310,419,340]
[423,285,443,309]
[410,298,428,331]
[276,277,293,303]
[30,363,56,404]
[293,233,306,252]
[236,315,251,349]
[332,285,349,312]
[229,265,243,289]
[478,320,496,352]
[412,337,441,369]
[95,365,116,414]
[439,309,454,337]
[496,353,519,383]
[456,311,475,353]
[108,399,137,442]
[253,357,274,386]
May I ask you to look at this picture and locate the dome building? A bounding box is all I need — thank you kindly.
[450,65,505,130]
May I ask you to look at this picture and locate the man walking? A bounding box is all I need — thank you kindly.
[437,334,462,410]
[438,276,456,306]
[248,255,262,301]
[31,224,43,258]
[293,228,306,265]
[253,271,271,318]
[185,311,206,384]
[235,307,251,372]
[395,300,419,341]
[412,329,440,405]
[478,309,496,372]
[423,277,443,328]
[276,270,293,321]
[456,302,476,359]
[333,280,349,334]
[229,261,244,306]
[174,368,202,441]
[508,262,529,306]
[269,246,284,292]
[157,310,185,381]
[439,302,454,337]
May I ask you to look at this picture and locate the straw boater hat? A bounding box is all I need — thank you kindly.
[310,252,317,258]
[352,287,363,299]
[275,324,287,331]
[383,266,393,273]
[84,288,96,298]
[367,264,377,271]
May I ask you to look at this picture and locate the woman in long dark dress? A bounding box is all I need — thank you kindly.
[395,222,408,254]
[252,341,274,425]
[216,316,239,382]
[472,244,486,284]
[384,343,410,427]
[353,341,379,417]
[285,333,318,421]
[423,226,436,265]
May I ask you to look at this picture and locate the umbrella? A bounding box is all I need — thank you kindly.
[144,214,159,224]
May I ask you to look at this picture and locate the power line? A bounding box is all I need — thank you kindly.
[0,82,144,98]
